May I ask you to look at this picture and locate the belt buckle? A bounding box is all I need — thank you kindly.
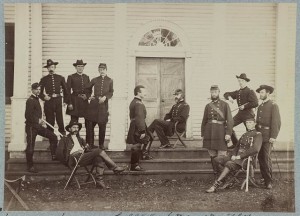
[211,120,217,123]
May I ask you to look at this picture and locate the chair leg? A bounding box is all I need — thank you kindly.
[74,177,81,189]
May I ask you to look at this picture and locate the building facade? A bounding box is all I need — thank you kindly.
[4,3,296,156]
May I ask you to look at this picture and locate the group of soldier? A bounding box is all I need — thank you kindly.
[24,58,281,191]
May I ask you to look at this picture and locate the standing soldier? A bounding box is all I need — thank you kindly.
[39,59,69,135]
[66,60,90,133]
[148,89,190,148]
[126,85,153,171]
[224,73,258,127]
[85,63,113,149]
[256,85,281,189]
[201,85,234,179]
[25,83,58,173]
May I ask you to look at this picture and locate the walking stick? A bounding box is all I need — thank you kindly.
[271,143,282,179]
[41,119,63,137]
[245,156,251,192]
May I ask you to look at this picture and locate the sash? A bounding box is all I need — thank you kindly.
[208,102,225,120]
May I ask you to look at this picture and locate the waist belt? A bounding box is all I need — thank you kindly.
[257,124,270,130]
[50,94,61,98]
[208,120,225,125]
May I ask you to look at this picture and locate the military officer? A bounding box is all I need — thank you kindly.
[39,59,69,135]
[201,85,234,178]
[126,85,153,171]
[224,73,258,127]
[148,89,190,148]
[66,60,90,128]
[85,63,113,149]
[25,83,58,173]
[206,118,262,193]
[256,85,281,189]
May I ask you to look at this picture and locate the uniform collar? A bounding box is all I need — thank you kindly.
[31,94,39,99]
[134,96,142,101]
[240,86,248,90]
[176,99,184,104]
[211,98,219,103]
[261,98,270,104]
[76,72,83,76]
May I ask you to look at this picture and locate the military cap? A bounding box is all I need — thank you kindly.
[43,59,58,68]
[31,83,41,90]
[173,89,184,95]
[236,73,250,82]
[210,85,220,91]
[98,63,107,69]
[245,117,256,122]
[256,85,274,94]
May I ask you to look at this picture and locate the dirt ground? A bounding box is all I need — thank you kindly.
[4,177,295,212]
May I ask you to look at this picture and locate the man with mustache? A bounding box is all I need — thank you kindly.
[56,121,125,189]
[201,85,234,179]
[148,89,190,148]
[39,59,69,135]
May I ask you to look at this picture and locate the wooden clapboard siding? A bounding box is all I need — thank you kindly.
[5,105,12,145]
[4,3,15,23]
[41,4,115,138]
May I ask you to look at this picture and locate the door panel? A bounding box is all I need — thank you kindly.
[136,57,184,125]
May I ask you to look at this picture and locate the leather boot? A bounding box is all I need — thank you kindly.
[206,180,222,193]
[95,166,109,189]
[210,156,219,180]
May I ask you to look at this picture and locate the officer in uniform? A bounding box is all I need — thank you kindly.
[206,118,262,193]
[25,83,58,173]
[224,73,258,127]
[39,59,69,135]
[201,85,234,178]
[256,85,281,189]
[148,89,190,148]
[85,63,113,149]
[126,85,153,171]
[66,60,90,129]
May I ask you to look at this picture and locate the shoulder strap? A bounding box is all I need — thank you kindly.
[208,102,225,120]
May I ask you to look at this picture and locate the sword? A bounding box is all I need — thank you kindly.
[231,102,249,112]
[271,143,282,179]
[41,119,63,137]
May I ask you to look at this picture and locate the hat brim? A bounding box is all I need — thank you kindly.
[256,86,274,94]
[65,123,82,132]
[43,62,59,68]
[236,75,250,82]
[73,63,87,66]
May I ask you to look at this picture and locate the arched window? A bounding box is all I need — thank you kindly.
[139,28,182,47]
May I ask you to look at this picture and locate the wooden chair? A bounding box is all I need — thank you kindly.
[64,155,97,190]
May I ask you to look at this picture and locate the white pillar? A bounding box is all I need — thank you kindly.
[8,3,30,152]
[108,3,127,150]
[185,55,193,139]
[274,4,295,151]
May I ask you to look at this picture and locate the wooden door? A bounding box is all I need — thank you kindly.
[136,58,184,125]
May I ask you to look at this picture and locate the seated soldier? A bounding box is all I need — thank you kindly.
[56,121,125,189]
[206,118,262,193]
[148,89,190,148]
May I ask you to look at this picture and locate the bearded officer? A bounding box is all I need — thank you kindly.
[201,85,234,179]
[66,60,90,133]
[256,85,281,189]
[148,89,190,148]
[85,63,113,149]
[39,59,69,135]
[224,73,258,127]
[126,85,153,171]
[206,118,262,193]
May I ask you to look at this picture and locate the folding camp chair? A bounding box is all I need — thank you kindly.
[64,154,97,190]
[172,117,189,148]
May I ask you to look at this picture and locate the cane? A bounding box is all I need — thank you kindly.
[271,143,282,179]
[41,119,63,137]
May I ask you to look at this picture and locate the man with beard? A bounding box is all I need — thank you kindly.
[85,63,113,149]
[206,118,262,193]
[255,85,281,189]
[201,85,234,179]
[126,85,153,171]
[25,83,58,172]
[66,60,90,128]
[39,59,69,135]
[224,73,258,128]
[56,121,125,189]
[148,89,190,148]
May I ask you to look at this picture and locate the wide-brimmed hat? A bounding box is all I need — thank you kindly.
[173,89,184,95]
[43,59,59,68]
[256,85,274,94]
[65,121,82,132]
[236,73,250,82]
[73,59,87,66]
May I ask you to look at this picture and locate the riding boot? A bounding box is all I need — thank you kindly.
[95,166,108,189]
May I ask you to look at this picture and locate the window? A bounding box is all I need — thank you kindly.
[139,28,182,47]
[5,23,14,104]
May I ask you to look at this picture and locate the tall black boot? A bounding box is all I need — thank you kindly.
[95,166,108,189]
[210,156,219,180]
[130,147,144,171]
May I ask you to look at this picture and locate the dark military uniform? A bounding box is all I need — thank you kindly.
[215,129,262,171]
[85,75,113,148]
[224,86,258,127]
[39,73,69,134]
[25,95,58,168]
[66,73,90,121]
[126,97,152,168]
[201,99,234,151]
[256,100,281,185]
[148,100,190,146]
